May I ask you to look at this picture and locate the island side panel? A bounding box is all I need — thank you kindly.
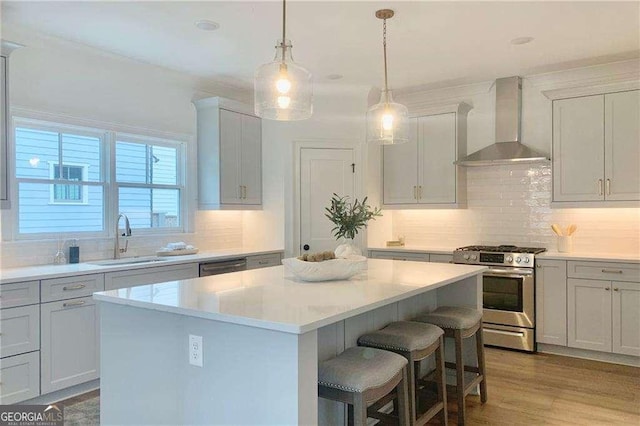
[100,302,318,426]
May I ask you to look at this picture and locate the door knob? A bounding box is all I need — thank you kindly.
[303,244,310,251]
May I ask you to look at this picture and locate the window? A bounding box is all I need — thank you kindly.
[116,138,182,230]
[12,118,186,238]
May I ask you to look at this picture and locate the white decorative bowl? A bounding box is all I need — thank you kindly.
[281,255,367,282]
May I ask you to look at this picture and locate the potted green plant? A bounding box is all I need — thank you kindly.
[325,193,382,257]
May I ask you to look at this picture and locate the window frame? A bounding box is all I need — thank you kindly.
[6,114,190,241]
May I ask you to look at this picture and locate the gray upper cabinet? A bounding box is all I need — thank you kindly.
[382,103,469,208]
[194,97,262,210]
[1,41,21,209]
[552,90,639,203]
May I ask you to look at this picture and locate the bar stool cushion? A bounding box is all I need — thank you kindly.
[318,347,407,393]
[415,306,482,330]
[358,321,444,352]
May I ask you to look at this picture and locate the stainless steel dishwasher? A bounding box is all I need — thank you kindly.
[199,258,247,276]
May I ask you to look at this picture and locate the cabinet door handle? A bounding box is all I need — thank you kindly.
[63,284,86,291]
[601,269,623,274]
[258,260,269,265]
[63,300,86,308]
[614,288,619,292]
[243,186,247,199]
[598,179,603,196]
[606,179,611,196]
[239,185,243,199]
[604,287,610,291]
[413,186,417,200]
[418,186,422,199]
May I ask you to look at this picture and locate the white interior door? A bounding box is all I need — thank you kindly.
[300,148,355,255]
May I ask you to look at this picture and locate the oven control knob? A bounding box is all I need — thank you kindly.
[516,257,522,263]
[506,255,513,262]
[470,254,477,260]
[463,254,470,260]
[524,257,530,264]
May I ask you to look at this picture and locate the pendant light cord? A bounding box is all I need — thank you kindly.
[281,0,287,64]
[382,18,389,104]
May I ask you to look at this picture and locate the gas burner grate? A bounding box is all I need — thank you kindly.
[456,245,546,254]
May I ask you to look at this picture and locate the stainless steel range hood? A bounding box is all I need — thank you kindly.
[456,76,549,166]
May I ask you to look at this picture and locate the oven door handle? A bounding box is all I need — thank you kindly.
[483,327,525,338]
[485,268,534,277]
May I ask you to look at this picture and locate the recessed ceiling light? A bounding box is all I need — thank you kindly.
[510,36,534,45]
[326,74,343,80]
[195,20,220,31]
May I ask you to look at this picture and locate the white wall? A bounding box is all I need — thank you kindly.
[384,59,640,254]
[0,25,254,267]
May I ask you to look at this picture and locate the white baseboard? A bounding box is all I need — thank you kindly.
[538,343,640,367]
[18,379,100,406]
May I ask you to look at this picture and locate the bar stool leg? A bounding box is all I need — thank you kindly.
[454,329,466,426]
[407,354,417,423]
[397,366,410,426]
[476,328,488,403]
[435,335,448,425]
[354,394,367,426]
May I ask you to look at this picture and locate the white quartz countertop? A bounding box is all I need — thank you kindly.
[94,259,486,334]
[368,246,457,255]
[538,251,640,263]
[369,245,640,263]
[0,248,283,284]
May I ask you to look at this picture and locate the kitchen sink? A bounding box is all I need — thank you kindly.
[88,257,170,266]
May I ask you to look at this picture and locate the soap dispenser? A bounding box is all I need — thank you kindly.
[69,239,80,264]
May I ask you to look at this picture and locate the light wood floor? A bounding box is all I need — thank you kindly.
[58,348,640,425]
[444,348,640,425]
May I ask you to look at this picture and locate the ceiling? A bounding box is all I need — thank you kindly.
[3,1,639,91]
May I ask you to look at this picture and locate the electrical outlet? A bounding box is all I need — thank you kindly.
[189,334,203,367]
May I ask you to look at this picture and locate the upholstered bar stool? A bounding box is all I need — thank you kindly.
[358,321,448,426]
[318,346,410,426]
[415,306,487,425]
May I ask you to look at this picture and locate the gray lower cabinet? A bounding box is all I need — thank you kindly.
[40,296,99,394]
[0,352,40,404]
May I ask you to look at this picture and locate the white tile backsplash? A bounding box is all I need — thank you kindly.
[392,164,640,254]
[0,210,244,268]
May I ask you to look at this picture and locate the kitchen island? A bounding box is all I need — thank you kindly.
[94,259,485,425]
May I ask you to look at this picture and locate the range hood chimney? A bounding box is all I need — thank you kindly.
[456,76,549,166]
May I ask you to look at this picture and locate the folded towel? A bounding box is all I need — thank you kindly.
[166,242,187,250]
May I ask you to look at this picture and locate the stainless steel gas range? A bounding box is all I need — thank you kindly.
[453,245,546,352]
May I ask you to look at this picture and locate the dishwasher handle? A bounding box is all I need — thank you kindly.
[199,259,247,276]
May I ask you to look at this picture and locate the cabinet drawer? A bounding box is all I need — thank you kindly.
[246,253,282,270]
[0,281,39,309]
[0,351,40,404]
[104,263,198,291]
[429,254,453,264]
[0,305,40,358]
[41,274,104,303]
[567,261,640,282]
[369,251,429,262]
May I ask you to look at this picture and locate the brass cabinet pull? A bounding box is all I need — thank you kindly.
[63,284,86,291]
[601,269,623,274]
[413,186,417,200]
[604,287,610,291]
[598,179,603,196]
[63,300,86,308]
[614,288,620,292]
[606,179,611,196]
[418,186,422,199]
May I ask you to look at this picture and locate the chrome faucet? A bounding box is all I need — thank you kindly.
[114,213,132,259]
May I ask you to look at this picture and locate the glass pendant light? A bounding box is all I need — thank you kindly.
[254,0,313,121]
[367,9,409,145]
